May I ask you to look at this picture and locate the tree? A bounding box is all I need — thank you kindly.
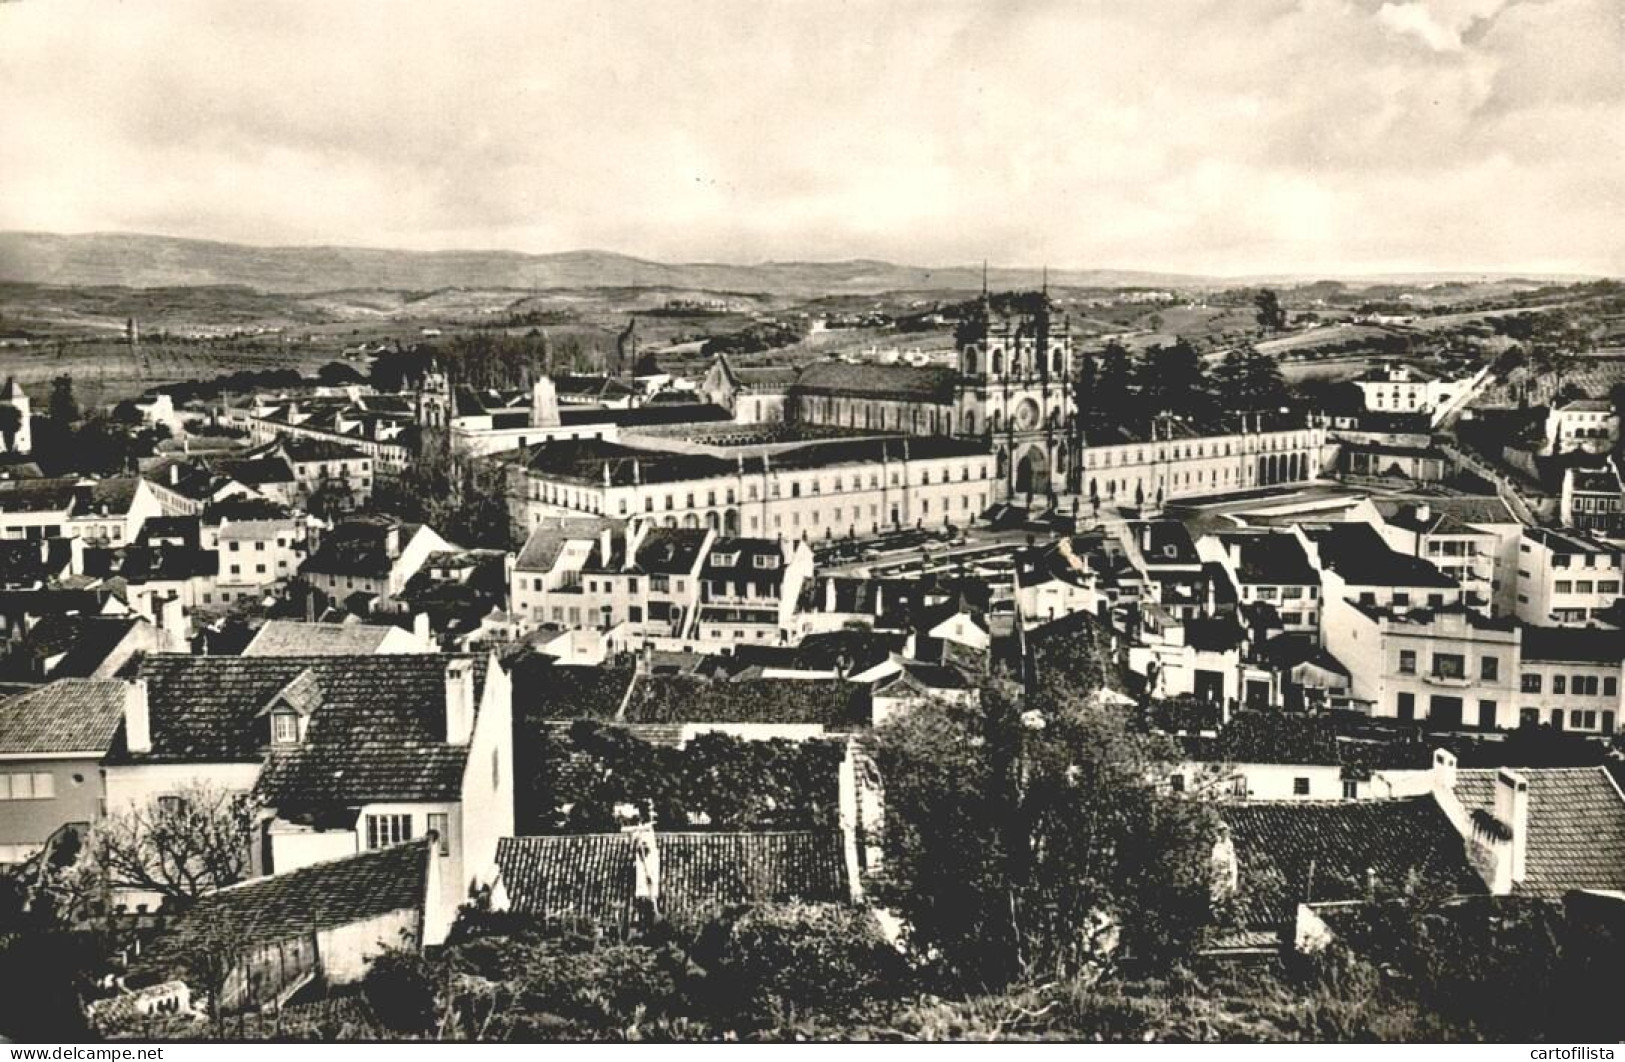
[1138,340,1212,422]
[0,403,21,451]
[48,374,79,425]
[870,683,1219,988]
[1254,289,1288,332]
[95,784,255,902]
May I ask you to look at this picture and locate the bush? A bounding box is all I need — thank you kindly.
[362,950,440,1035]
[690,904,904,1027]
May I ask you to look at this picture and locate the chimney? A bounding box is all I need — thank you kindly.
[1493,769,1530,884]
[1141,524,1153,552]
[384,524,403,559]
[444,658,476,745]
[169,463,181,485]
[599,526,613,566]
[873,582,884,618]
[124,678,151,754]
[630,823,660,911]
[1431,748,1457,793]
[824,577,837,613]
[413,611,432,647]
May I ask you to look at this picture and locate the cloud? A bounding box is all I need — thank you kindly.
[0,0,1619,275]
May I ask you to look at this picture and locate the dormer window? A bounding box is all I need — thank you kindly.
[753,554,780,570]
[271,710,300,745]
[710,551,739,567]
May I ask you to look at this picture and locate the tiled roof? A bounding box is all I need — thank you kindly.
[515,517,616,571]
[1219,798,1486,931]
[303,519,419,578]
[0,679,127,755]
[494,834,636,924]
[793,361,959,402]
[623,674,860,726]
[632,527,710,575]
[0,477,78,514]
[110,656,486,808]
[26,615,144,678]
[146,841,429,963]
[494,831,848,924]
[243,619,405,657]
[1183,711,1341,766]
[1452,767,1625,899]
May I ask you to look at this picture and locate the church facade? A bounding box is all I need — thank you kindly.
[786,293,1076,496]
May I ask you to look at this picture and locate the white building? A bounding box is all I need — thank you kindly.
[1542,396,1619,456]
[1513,527,1624,627]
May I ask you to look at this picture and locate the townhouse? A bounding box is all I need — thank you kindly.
[1513,527,1623,627]
[103,653,513,937]
[1516,626,1622,734]
[511,518,715,645]
[0,680,128,868]
[1560,460,1625,537]
[695,537,816,647]
[1374,497,1524,616]
[300,517,451,606]
[1197,531,1322,642]
[1542,396,1618,455]
[1322,595,1521,729]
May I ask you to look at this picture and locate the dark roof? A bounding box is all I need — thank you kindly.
[1522,526,1617,557]
[1219,798,1486,930]
[1373,496,1519,534]
[494,831,848,924]
[1520,624,1625,665]
[0,679,127,756]
[303,519,417,578]
[515,516,615,571]
[0,478,78,514]
[1216,533,1318,585]
[276,436,370,463]
[1305,523,1457,588]
[1567,465,1624,494]
[632,527,710,575]
[24,615,144,678]
[700,537,785,581]
[1126,520,1200,567]
[1182,616,1246,653]
[1453,768,1625,899]
[0,537,74,587]
[623,674,861,727]
[147,841,428,962]
[110,656,487,809]
[509,658,633,721]
[1182,711,1340,766]
[510,434,987,488]
[792,361,959,402]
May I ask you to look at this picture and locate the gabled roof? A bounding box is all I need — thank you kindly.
[1453,767,1625,899]
[515,517,616,571]
[1219,798,1486,931]
[792,361,959,402]
[243,619,411,657]
[146,840,429,963]
[1182,711,1340,766]
[109,655,488,807]
[20,614,145,678]
[494,831,848,924]
[303,518,421,578]
[0,679,127,756]
[1216,532,1318,585]
[632,527,709,575]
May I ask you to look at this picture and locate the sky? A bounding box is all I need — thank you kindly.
[0,0,1621,276]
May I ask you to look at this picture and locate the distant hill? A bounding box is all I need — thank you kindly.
[0,232,1215,295]
[0,231,1600,296]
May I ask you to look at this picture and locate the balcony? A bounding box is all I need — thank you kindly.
[1423,671,1473,689]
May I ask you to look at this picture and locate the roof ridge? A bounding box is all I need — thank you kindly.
[205,837,431,896]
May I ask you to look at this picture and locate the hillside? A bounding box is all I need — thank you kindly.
[0,231,1226,297]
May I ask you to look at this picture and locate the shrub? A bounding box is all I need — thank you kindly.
[362,950,440,1035]
[690,903,904,1027]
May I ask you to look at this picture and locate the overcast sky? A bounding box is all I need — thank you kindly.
[1,0,1620,276]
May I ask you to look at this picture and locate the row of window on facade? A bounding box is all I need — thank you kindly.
[1393,693,1618,731]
